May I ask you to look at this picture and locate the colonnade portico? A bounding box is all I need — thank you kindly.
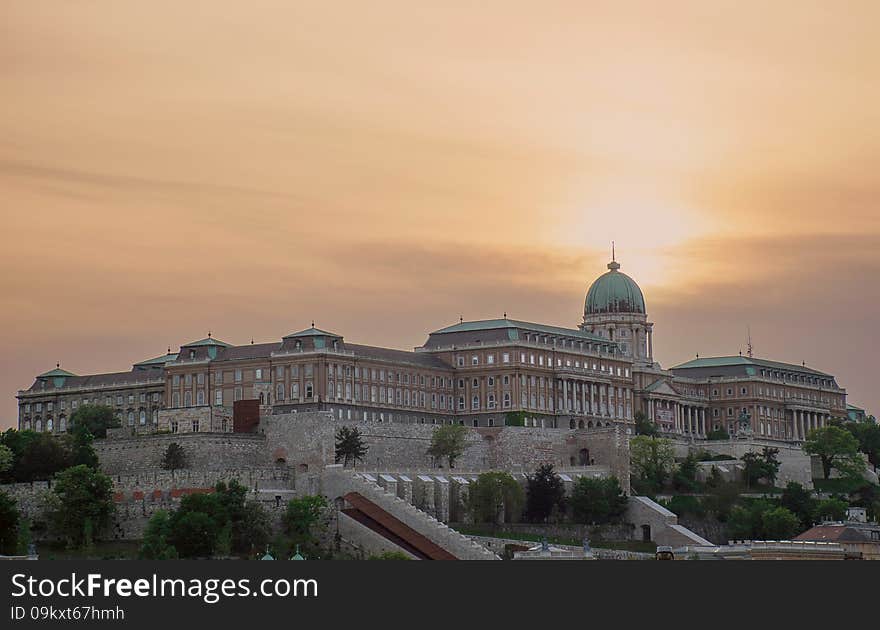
[558,377,632,422]
[791,409,832,442]
[646,397,708,437]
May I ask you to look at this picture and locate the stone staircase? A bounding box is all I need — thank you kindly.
[322,466,499,560]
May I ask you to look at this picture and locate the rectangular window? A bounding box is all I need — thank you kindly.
[235,369,242,382]
[215,390,223,405]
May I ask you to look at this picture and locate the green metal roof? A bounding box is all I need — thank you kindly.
[283,327,340,339]
[181,337,231,348]
[37,367,76,378]
[846,404,864,412]
[133,352,178,367]
[671,355,832,377]
[431,318,608,343]
[585,261,646,315]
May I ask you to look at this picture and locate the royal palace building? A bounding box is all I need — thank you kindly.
[16,257,848,442]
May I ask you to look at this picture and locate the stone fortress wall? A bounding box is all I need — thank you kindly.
[95,411,631,490]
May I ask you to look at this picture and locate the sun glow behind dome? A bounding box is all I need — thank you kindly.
[548,188,716,289]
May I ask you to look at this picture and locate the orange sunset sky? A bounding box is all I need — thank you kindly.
[2,2,878,427]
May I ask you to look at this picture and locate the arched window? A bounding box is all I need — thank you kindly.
[59,417,67,432]
[139,410,146,425]
[127,411,134,426]
[172,392,180,408]
[46,418,53,432]
[184,391,192,407]
[197,390,205,405]
[35,419,42,432]
[276,383,284,401]
[152,410,159,424]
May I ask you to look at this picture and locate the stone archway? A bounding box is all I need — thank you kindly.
[578,448,590,466]
[642,524,652,542]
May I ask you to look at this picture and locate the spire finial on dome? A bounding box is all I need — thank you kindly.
[606,241,621,271]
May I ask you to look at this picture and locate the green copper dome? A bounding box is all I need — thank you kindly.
[585,260,646,315]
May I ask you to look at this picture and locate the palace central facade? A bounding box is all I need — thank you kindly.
[16,257,847,442]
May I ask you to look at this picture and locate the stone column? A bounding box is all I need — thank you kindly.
[590,383,596,416]
[582,382,587,415]
[562,380,568,412]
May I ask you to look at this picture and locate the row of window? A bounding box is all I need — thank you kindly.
[710,384,842,407]
[454,352,629,377]
[22,392,159,414]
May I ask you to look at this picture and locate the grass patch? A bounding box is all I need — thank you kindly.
[813,477,863,494]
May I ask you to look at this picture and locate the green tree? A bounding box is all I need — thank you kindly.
[844,422,880,469]
[16,519,32,556]
[702,478,741,521]
[0,444,13,474]
[630,436,675,492]
[467,471,525,525]
[761,447,781,486]
[48,465,114,548]
[727,499,775,540]
[706,428,730,441]
[815,497,848,522]
[803,426,864,480]
[741,451,777,489]
[427,424,468,469]
[780,482,817,530]
[673,453,700,492]
[66,424,99,469]
[69,404,120,439]
[139,510,178,559]
[761,507,800,540]
[214,480,270,554]
[171,511,218,558]
[334,426,368,467]
[13,433,72,482]
[524,463,566,523]
[633,411,659,437]
[569,476,628,524]
[161,442,187,472]
[283,495,328,549]
[0,491,19,555]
